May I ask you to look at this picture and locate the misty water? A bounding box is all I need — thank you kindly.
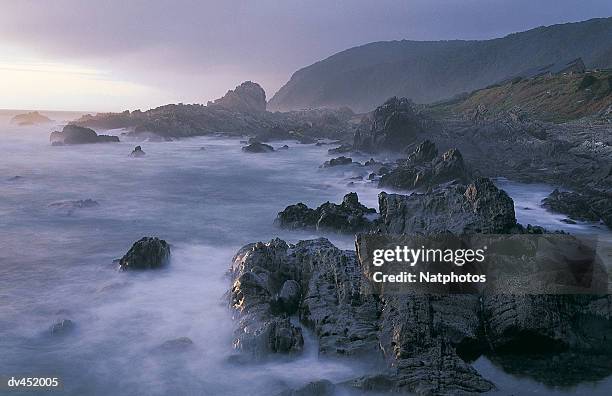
[1,114,610,395]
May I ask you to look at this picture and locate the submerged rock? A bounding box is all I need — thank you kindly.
[118,237,170,270]
[275,192,376,233]
[48,199,99,215]
[49,125,119,145]
[158,337,194,352]
[242,142,275,153]
[48,319,75,336]
[130,145,146,157]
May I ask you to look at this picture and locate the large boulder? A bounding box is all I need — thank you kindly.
[230,238,379,359]
[50,125,119,145]
[378,177,517,234]
[212,81,266,113]
[321,156,353,167]
[130,145,146,157]
[230,239,304,358]
[353,97,430,153]
[379,141,469,190]
[118,237,170,270]
[275,192,376,233]
[242,142,274,153]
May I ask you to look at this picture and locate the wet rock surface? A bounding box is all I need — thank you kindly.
[379,177,517,234]
[275,192,376,233]
[232,177,612,393]
[118,237,170,270]
[50,125,119,145]
[380,141,470,190]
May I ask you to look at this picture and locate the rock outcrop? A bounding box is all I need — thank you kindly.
[47,319,75,336]
[233,175,612,393]
[378,178,517,234]
[353,97,432,153]
[242,142,275,153]
[321,156,353,167]
[10,111,53,126]
[130,145,146,157]
[379,141,469,190]
[49,125,119,145]
[275,192,376,233]
[542,189,611,226]
[212,81,267,113]
[118,237,170,270]
[230,238,379,359]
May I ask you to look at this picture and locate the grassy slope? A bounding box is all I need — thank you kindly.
[431,71,612,123]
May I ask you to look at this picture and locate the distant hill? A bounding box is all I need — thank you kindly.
[269,17,612,113]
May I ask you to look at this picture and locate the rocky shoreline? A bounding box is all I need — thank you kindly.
[229,178,612,394]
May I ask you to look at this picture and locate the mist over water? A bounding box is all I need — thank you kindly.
[0,114,610,395]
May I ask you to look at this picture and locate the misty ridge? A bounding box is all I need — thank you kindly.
[269,17,612,112]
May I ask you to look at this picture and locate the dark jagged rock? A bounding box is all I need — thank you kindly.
[212,81,266,113]
[378,178,516,234]
[379,141,469,190]
[542,189,610,226]
[482,294,612,356]
[353,97,432,153]
[242,142,275,153]
[406,139,438,163]
[231,238,379,359]
[235,178,612,392]
[275,192,376,233]
[48,319,75,336]
[321,156,352,167]
[49,125,119,145]
[230,239,304,358]
[130,145,146,157]
[118,237,170,270]
[11,111,53,126]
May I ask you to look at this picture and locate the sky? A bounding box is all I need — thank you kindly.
[1,0,611,112]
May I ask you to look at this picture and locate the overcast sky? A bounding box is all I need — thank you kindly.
[1,0,611,111]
